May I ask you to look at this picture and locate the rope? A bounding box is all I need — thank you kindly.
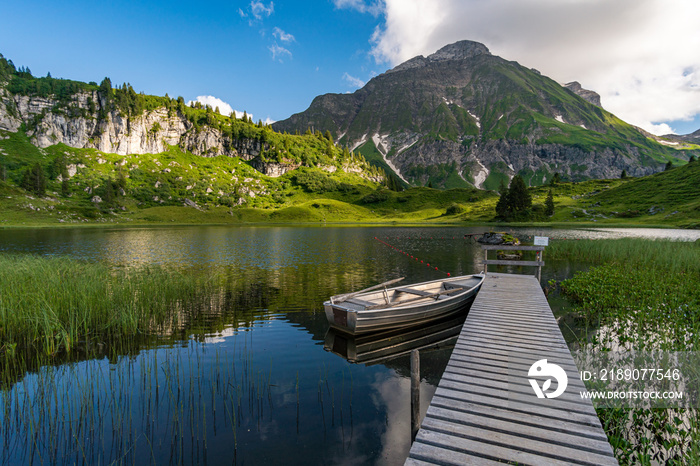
[374,237,452,277]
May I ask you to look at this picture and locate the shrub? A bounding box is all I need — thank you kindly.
[445,204,464,215]
[293,170,338,193]
[360,189,390,204]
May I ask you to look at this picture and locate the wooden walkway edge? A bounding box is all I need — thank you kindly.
[405,273,618,466]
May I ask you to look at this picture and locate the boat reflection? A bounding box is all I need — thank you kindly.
[324,314,467,365]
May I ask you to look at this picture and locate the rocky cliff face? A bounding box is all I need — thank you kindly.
[564,82,602,107]
[274,40,676,188]
[0,86,297,177]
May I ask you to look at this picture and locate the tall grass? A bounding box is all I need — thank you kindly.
[547,237,700,275]
[551,238,700,464]
[0,254,219,359]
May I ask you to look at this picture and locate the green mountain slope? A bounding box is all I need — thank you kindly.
[525,161,700,227]
[274,41,697,189]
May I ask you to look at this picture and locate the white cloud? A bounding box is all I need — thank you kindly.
[343,72,366,89]
[646,123,676,135]
[333,0,383,16]
[187,96,253,120]
[250,1,274,20]
[269,43,292,62]
[355,0,700,135]
[273,27,295,43]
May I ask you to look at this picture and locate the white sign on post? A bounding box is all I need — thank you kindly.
[534,236,549,246]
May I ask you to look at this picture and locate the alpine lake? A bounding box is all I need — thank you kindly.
[0,225,698,465]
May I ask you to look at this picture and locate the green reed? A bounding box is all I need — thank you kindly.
[551,238,700,464]
[0,254,219,360]
[547,237,700,275]
[0,339,274,464]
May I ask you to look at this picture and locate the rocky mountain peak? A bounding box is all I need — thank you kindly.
[427,40,491,62]
[388,40,490,74]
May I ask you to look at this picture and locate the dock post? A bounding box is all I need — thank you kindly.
[410,349,420,441]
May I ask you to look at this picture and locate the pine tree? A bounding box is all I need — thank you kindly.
[665,161,674,171]
[550,172,561,185]
[61,178,71,197]
[116,171,127,194]
[620,169,627,179]
[494,175,532,220]
[21,164,46,196]
[689,155,697,163]
[497,180,508,196]
[495,192,508,219]
[103,179,115,206]
[545,190,555,216]
[508,175,531,213]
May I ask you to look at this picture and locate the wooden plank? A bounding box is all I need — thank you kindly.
[396,287,435,296]
[436,378,597,415]
[345,297,376,307]
[483,259,545,267]
[408,440,508,465]
[481,245,545,251]
[420,417,617,465]
[428,395,610,440]
[412,429,588,466]
[405,273,618,465]
[432,387,603,427]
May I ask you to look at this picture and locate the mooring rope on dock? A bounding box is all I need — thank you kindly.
[373,237,453,277]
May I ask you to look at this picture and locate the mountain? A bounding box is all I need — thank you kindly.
[661,128,700,144]
[0,52,388,222]
[0,54,381,182]
[274,40,696,189]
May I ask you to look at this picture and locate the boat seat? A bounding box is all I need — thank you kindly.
[345,297,377,307]
[395,287,433,296]
[447,279,477,288]
[443,283,466,290]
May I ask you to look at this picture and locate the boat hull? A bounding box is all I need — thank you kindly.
[324,274,483,335]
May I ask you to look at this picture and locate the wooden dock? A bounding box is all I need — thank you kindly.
[405,272,618,465]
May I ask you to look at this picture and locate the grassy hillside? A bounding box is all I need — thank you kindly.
[0,125,500,226]
[528,161,700,228]
[1,124,697,227]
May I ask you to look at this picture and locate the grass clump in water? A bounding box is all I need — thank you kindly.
[0,254,218,358]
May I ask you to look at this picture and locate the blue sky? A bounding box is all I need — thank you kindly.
[1,0,385,124]
[2,0,699,135]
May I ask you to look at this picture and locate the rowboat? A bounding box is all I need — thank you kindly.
[324,274,484,335]
[324,314,466,365]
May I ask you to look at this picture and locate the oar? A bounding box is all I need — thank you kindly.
[365,286,467,310]
[331,277,405,304]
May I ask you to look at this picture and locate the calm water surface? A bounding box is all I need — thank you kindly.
[0,225,696,465]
